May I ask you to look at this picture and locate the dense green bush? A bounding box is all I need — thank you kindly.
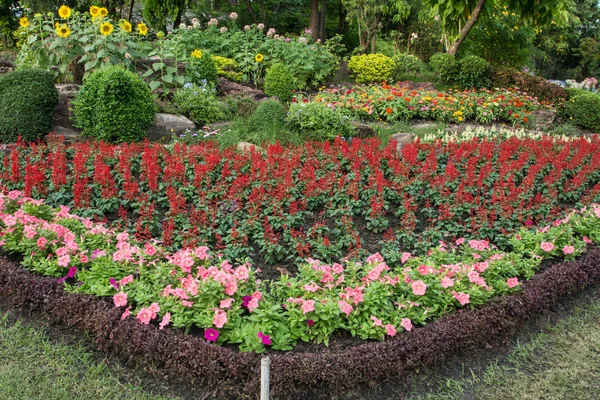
[492,68,568,105]
[0,69,58,143]
[213,56,242,82]
[348,53,395,83]
[287,102,355,140]
[187,51,218,87]
[392,53,423,78]
[429,53,458,84]
[563,93,600,132]
[457,55,491,89]
[247,100,287,133]
[264,63,296,102]
[172,83,228,126]
[72,66,157,143]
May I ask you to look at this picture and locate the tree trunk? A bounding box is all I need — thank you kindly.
[448,0,487,55]
[127,0,134,22]
[246,0,257,23]
[309,0,320,41]
[318,0,327,42]
[336,0,347,34]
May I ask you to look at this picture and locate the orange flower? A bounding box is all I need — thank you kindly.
[386,107,393,114]
[404,97,411,102]
[523,117,529,123]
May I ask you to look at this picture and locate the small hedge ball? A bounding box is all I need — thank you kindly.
[0,69,59,143]
[564,93,600,132]
[457,55,491,89]
[392,53,423,78]
[429,53,458,85]
[72,66,157,143]
[264,63,296,102]
[247,99,287,132]
[348,53,395,83]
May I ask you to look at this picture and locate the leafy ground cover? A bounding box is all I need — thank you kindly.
[310,84,551,125]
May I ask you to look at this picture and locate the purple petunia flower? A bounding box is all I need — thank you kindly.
[204,328,219,342]
[67,267,77,279]
[258,332,272,345]
[242,295,252,307]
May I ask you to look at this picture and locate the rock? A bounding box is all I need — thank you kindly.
[445,123,480,134]
[530,109,556,130]
[217,77,265,99]
[147,113,196,142]
[48,126,87,144]
[53,84,80,129]
[411,122,439,131]
[353,122,376,138]
[237,141,264,153]
[390,133,416,153]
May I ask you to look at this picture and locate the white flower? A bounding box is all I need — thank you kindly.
[299,37,307,44]
[257,23,265,30]
[179,23,186,29]
[220,27,228,33]
[208,18,218,27]
[192,18,200,28]
[266,28,276,37]
[244,25,250,31]
[229,12,238,20]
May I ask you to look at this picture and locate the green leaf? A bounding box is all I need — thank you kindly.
[152,62,165,70]
[161,74,173,83]
[149,81,161,91]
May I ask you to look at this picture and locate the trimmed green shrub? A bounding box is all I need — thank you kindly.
[212,56,242,82]
[0,69,58,143]
[563,93,600,132]
[392,53,423,78]
[264,63,296,102]
[287,102,355,140]
[457,55,491,89]
[172,83,228,126]
[72,66,156,143]
[429,53,458,84]
[188,51,218,87]
[247,100,287,132]
[348,53,395,83]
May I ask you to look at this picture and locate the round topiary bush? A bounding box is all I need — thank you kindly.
[347,53,395,83]
[72,66,157,143]
[563,93,600,132]
[457,55,491,89]
[247,99,287,132]
[429,53,458,85]
[0,69,58,143]
[392,53,423,79]
[264,63,296,102]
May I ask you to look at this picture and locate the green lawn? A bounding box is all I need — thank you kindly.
[0,311,178,400]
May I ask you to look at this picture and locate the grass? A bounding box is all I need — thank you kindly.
[0,310,177,400]
[411,291,600,400]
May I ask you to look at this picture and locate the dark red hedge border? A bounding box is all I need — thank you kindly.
[1,249,600,399]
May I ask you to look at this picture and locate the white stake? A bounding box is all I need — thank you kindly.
[261,356,270,400]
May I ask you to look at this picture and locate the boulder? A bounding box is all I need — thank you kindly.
[530,109,556,130]
[390,133,416,153]
[217,77,265,99]
[48,126,87,144]
[147,113,196,142]
[353,122,376,138]
[53,84,80,129]
[237,141,264,154]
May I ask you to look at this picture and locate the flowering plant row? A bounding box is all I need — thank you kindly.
[420,126,583,144]
[1,190,599,352]
[309,84,552,125]
[2,136,600,268]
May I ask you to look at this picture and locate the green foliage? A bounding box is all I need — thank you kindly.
[392,53,423,79]
[492,68,568,105]
[187,51,218,87]
[0,69,58,143]
[264,63,296,102]
[429,52,458,84]
[563,93,600,132]
[213,55,242,82]
[348,53,395,83]
[576,37,600,78]
[172,83,227,126]
[247,100,286,133]
[286,102,355,141]
[72,66,157,143]
[457,55,491,89]
[142,0,186,32]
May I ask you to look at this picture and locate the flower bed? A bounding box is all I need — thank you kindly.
[309,84,552,125]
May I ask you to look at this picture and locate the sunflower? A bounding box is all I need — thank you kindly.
[100,21,114,36]
[191,49,202,59]
[89,6,100,19]
[99,7,108,18]
[119,20,132,33]
[58,5,72,19]
[56,24,71,38]
[19,17,29,28]
[136,22,148,35]
[255,53,264,63]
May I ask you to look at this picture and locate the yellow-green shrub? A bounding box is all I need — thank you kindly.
[212,56,243,82]
[347,54,394,83]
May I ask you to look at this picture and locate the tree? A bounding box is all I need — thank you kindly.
[143,0,188,32]
[422,0,571,55]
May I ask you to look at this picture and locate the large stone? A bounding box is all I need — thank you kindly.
[390,133,416,153]
[353,122,376,138]
[48,126,87,144]
[530,109,556,130]
[237,141,264,154]
[147,113,196,142]
[53,84,80,129]
[217,77,265,99]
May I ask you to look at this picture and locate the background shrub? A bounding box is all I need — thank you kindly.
[212,56,242,82]
[287,102,355,140]
[172,82,228,126]
[392,53,423,79]
[246,100,287,133]
[492,68,568,105]
[563,93,600,132]
[429,53,458,85]
[72,66,157,143]
[187,51,218,87]
[347,53,395,83]
[0,69,58,143]
[264,63,296,102]
[457,55,491,89]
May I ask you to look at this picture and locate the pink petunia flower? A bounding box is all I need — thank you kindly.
[411,280,427,296]
[120,306,131,320]
[440,276,454,288]
[136,308,153,324]
[36,237,47,248]
[401,252,411,264]
[385,324,397,336]
[213,310,228,328]
[148,302,160,318]
[401,318,413,332]
[258,332,272,345]
[507,277,519,288]
[452,291,470,306]
[120,275,134,286]
[302,299,316,314]
[159,312,171,330]
[113,291,128,308]
[417,264,429,276]
[562,245,574,255]
[307,319,315,327]
[370,315,383,327]
[204,328,219,342]
[220,298,234,309]
[338,300,353,317]
[583,236,592,244]
[540,242,555,252]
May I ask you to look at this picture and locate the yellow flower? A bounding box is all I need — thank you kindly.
[19,17,29,28]
[100,21,114,36]
[99,7,108,18]
[90,6,100,18]
[156,31,164,39]
[56,24,71,38]
[119,20,132,33]
[191,49,203,59]
[137,22,148,35]
[255,53,264,63]
[58,5,72,19]
[457,116,463,122]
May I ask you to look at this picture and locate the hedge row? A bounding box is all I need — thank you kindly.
[1,248,599,398]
